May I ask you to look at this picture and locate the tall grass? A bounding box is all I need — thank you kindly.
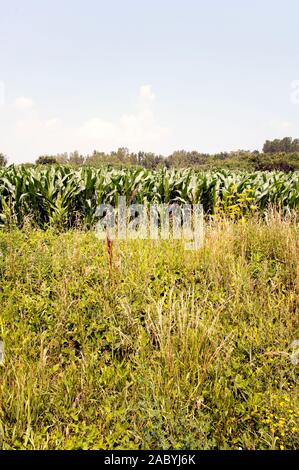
[0,215,298,449]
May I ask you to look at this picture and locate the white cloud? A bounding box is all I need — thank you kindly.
[79,85,169,149]
[1,85,170,163]
[79,118,116,140]
[45,117,62,129]
[14,97,35,110]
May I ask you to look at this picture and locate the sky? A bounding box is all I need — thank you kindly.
[1,0,299,163]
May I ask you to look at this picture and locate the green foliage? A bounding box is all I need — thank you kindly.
[0,166,298,229]
[35,156,57,165]
[166,149,299,171]
[32,143,299,171]
[0,218,298,449]
[215,188,258,220]
[263,137,299,154]
[250,152,299,172]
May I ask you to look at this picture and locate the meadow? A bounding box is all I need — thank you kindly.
[0,166,298,449]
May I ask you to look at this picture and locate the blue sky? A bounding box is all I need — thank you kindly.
[1,0,299,163]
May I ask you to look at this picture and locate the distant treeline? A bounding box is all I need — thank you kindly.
[2,137,299,171]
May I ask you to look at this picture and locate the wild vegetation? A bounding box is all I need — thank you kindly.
[0,215,298,449]
[0,140,298,450]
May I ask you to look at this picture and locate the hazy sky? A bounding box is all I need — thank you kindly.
[1,0,299,163]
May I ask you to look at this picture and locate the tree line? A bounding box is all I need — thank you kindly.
[1,137,299,171]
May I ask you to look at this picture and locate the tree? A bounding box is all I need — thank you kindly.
[136,151,164,169]
[36,155,57,165]
[68,151,85,165]
[263,137,299,153]
[0,153,7,167]
[55,152,69,164]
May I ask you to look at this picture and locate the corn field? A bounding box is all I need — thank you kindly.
[0,165,298,228]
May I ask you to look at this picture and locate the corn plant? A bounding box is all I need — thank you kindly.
[0,166,298,229]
